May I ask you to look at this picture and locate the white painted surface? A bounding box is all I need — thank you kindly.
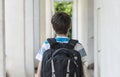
[95,0,120,77]
[72,0,78,39]
[5,0,26,77]
[46,0,53,38]
[25,0,34,77]
[77,0,88,52]
[40,0,46,45]
[34,0,40,68]
[39,0,54,45]
[87,0,94,65]
[0,0,5,77]
[94,0,101,77]
[100,0,120,77]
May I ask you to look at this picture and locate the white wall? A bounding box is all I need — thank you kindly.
[0,0,5,77]
[77,0,88,53]
[40,0,46,45]
[94,0,120,77]
[45,0,53,38]
[34,0,40,68]
[39,0,54,45]
[5,0,34,77]
[87,0,94,64]
[72,0,78,39]
[5,0,26,77]
[25,0,34,77]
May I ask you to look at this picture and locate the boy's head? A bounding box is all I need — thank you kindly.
[51,12,71,35]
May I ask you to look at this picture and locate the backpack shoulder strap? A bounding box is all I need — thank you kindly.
[68,39,78,48]
[47,38,56,48]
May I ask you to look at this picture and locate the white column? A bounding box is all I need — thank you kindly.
[45,0,53,38]
[40,0,53,45]
[25,0,34,77]
[95,0,120,77]
[87,0,94,65]
[40,0,46,45]
[94,0,101,77]
[5,0,26,77]
[77,0,88,52]
[34,0,40,68]
[72,0,78,39]
[51,0,55,37]
[0,0,5,77]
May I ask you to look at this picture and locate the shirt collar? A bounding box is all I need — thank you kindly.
[56,36,69,38]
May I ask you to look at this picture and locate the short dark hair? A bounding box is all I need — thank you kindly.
[51,12,71,34]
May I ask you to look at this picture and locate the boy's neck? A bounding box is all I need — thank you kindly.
[57,34,67,37]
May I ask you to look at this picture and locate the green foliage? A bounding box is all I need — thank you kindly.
[54,1,73,38]
[54,2,73,17]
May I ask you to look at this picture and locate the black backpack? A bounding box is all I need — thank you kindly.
[41,38,84,77]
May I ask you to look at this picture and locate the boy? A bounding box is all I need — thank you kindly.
[36,12,87,77]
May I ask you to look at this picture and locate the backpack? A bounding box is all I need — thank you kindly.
[41,38,84,77]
